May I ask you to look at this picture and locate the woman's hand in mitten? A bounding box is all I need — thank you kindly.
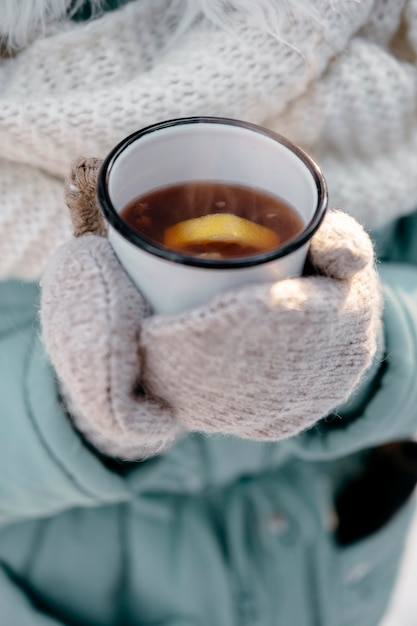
[41,158,382,460]
[141,210,382,439]
[41,158,183,461]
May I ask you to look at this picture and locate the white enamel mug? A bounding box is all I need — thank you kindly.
[97,117,328,315]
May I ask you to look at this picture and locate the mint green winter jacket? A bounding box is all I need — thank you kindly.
[1,208,417,626]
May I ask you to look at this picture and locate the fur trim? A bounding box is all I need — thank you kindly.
[1,0,355,51]
[173,0,330,38]
[0,0,102,50]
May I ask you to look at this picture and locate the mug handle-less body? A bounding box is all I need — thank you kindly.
[97,117,327,314]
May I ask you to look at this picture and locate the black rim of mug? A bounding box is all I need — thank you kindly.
[97,117,328,269]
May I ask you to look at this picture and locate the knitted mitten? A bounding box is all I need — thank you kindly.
[40,158,382,459]
[141,213,382,439]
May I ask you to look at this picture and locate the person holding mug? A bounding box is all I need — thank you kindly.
[0,1,416,624]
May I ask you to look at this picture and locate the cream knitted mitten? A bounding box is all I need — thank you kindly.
[141,216,381,440]
[40,160,382,459]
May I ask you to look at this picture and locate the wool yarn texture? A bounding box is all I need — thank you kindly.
[40,202,382,459]
[40,234,183,460]
[1,0,417,279]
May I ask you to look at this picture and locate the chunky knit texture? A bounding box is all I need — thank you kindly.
[40,206,382,459]
[1,0,417,279]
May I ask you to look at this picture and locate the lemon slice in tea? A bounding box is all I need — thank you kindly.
[163,213,280,255]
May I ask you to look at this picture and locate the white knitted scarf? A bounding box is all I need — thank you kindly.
[1,0,417,279]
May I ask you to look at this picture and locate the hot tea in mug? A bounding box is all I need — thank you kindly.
[97,117,328,314]
[120,181,304,260]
